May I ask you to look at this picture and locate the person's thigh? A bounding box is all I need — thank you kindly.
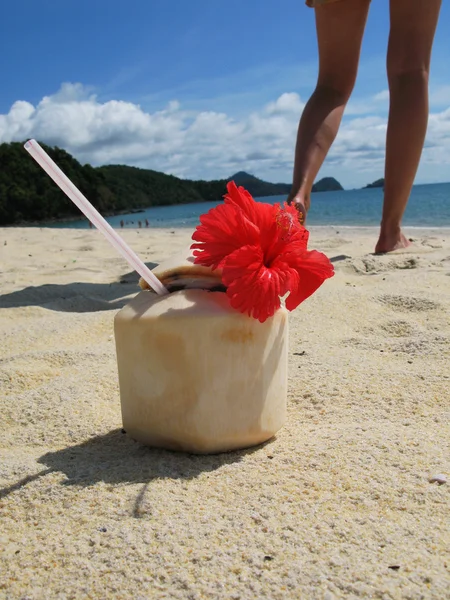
[388,0,442,76]
[313,0,371,95]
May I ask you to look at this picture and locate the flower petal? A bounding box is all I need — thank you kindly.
[224,181,276,232]
[282,250,335,310]
[191,201,259,269]
[280,203,309,250]
[222,245,294,322]
[189,181,334,322]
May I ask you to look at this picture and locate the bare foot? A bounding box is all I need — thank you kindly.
[287,194,310,226]
[374,230,411,254]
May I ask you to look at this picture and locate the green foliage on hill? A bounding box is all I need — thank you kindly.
[0,142,343,225]
[229,171,291,197]
[0,142,114,225]
[311,177,343,192]
[228,172,343,195]
[98,165,206,209]
[364,178,385,189]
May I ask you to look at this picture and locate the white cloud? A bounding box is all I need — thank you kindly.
[266,92,304,115]
[1,83,449,187]
[430,85,450,108]
[0,100,35,141]
[373,90,389,102]
[345,90,389,116]
[347,84,450,116]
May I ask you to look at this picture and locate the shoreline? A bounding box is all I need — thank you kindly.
[3,224,450,233]
[3,181,450,231]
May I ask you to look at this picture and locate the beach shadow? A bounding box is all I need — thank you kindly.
[118,263,158,285]
[330,254,351,263]
[1,429,271,519]
[37,429,262,487]
[0,263,158,312]
[0,429,265,505]
[0,469,54,501]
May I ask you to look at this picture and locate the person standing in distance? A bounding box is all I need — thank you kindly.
[287,0,442,253]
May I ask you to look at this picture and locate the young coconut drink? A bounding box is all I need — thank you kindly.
[25,142,312,454]
[114,182,334,454]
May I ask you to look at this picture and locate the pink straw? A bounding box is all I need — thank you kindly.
[24,139,168,295]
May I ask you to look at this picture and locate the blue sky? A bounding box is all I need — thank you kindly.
[1,0,449,188]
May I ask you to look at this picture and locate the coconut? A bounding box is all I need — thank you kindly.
[139,247,225,293]
[115,248,288,454]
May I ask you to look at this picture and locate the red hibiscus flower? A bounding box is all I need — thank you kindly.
[191,181,334,322]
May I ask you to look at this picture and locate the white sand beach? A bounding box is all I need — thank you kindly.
[1,225,449,599]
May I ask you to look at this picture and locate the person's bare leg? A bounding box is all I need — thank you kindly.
[375,0,441,253]
[288,0,370,223]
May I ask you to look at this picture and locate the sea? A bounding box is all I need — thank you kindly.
[45,182,450,229]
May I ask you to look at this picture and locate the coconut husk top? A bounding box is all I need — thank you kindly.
[139,247,225,294]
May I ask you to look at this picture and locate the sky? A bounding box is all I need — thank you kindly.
[0,0,449,189]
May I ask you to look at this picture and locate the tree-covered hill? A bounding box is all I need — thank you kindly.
[364,178,384,189]
[228,172,343,195]
[312,177,343,192]
[0,142,343,225]
[229,171,291,197]
[0,142,115,225]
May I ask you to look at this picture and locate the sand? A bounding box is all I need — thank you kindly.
[0,225,449,600]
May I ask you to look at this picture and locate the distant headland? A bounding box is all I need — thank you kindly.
[363,178,384,189]
[231,171,343,195]
[0,141,346,226]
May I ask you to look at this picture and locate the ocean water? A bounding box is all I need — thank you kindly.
[47,181,450,229]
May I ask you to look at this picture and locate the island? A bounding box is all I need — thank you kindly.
[364,178,385,189]
[311,177,343,193]
[0,141,343,226]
